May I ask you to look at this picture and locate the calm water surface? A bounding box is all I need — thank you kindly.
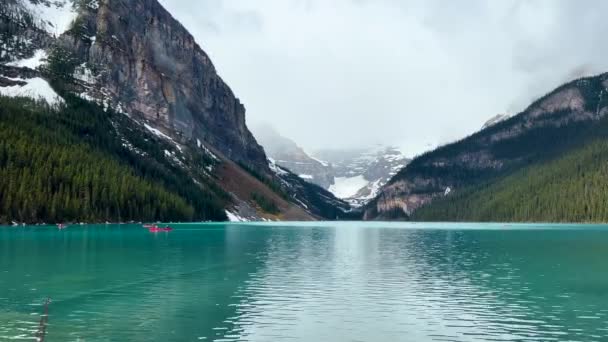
[1,222,608,341]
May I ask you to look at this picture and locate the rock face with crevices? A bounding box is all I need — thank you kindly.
[50,0,268,172]
[1,0,266,172]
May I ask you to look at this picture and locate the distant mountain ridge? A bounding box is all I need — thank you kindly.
[365,73,608,221]
[252,124,411,207]
[251,123,335,189]
[315,146,411,206]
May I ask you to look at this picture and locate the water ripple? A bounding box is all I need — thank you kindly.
[1,223,608,341]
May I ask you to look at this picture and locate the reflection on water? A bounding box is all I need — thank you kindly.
[1,223,608,341]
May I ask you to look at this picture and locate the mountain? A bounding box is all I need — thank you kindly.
[315,146,411,206]
[0,0,352,223]
[482,113,512,130]
[251,123,334,188]
[412,135,608,222]
[251,123,412,208]
[252,121,411,208]
[365,73,608,221]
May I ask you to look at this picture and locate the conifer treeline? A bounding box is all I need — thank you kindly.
[413,139,608,223]
[0,96,228,224]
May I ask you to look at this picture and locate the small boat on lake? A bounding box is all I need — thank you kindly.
[145,224,173,232]
[57,223,67,230]
[148,226,173,233]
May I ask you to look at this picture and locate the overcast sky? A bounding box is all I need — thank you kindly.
[160,0,608,157]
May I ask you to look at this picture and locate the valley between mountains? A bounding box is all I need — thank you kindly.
[2,0,608,223]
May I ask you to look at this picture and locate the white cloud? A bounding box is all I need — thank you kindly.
[160,0,608,156]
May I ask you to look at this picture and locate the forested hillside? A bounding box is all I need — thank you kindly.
[413,136,608,223]
[0,95,229,224]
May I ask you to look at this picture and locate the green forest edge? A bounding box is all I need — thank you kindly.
[0,91,231,224]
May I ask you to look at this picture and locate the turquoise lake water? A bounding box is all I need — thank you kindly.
[1,222,608,341]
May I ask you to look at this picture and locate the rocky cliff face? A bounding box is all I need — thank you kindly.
[48,0,268,172]
[1,0,266,171]
[366,74,608,220]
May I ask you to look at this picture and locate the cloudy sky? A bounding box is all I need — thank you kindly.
[160,0,608,157]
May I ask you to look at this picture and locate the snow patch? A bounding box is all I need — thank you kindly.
[225,210,247,222]
[361,179,383,200]
[144,123,172,141]
[299,174,313,180]
[200,144,219,161]
[268,158,288,176]
[164,149,183,166]
[144,123,183,152]
[73,63,96,84]
[329,175,369,199]
[21,0,78,36]
[84,0,100,10]
[0,77,63,105]
[6,49,47,69]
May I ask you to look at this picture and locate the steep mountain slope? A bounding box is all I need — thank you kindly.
[315,146,410,206]
[267,160,357,220]
[251,123,334,188]
[365,73,608,220]
[413,134,608,222]
[481,113,512,130]
[54,0,267,172]
[0,95,229,223]
[0,0,351,223]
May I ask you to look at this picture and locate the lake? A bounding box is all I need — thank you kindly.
[1,222,608,341]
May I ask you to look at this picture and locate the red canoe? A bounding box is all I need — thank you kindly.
[148,226,173,232]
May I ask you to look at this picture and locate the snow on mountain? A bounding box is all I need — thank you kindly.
[20,0,79,36]
[0,1,66,105]
[329,175,370,199]
[0,77,63,105]
[316,146,411,206]
[225,210,247,222]
[268,158,289,176]
[6,49,48,69]
[252,123,335,188]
